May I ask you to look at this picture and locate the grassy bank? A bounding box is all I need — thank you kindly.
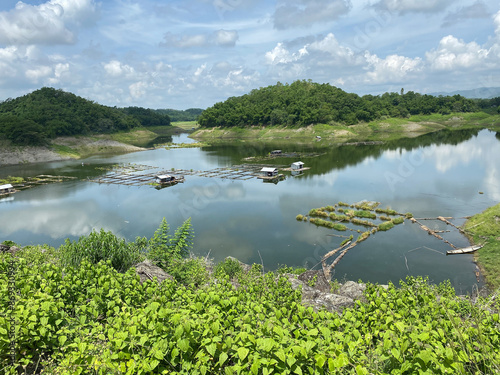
[192,113,500,144]
[464,203,500,289]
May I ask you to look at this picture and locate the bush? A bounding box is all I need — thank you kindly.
[215,257,243,279]
[59,229,142,272]
[148,217,194,269]
[167,257,209,286]
[354,210,377,219]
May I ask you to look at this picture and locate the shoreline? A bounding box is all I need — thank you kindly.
[0,135,146,167]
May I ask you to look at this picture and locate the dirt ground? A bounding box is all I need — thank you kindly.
[0,137,145,167]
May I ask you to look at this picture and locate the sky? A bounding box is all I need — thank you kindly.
[0,0,499,110]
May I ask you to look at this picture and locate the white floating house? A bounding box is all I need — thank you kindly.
[0,184,14,195]
[260,167,278,177]
[270,150,282,155]
[155,175,176,184]
[291,161,305,170]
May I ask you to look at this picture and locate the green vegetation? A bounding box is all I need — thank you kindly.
[378,221,396,231]
[0,87,171,146]
[198,80,485,128]
[2,243,500,374]
[309,218,348,231]
[155,108,203,122]
[354,210,377,219]
[464,203,500,289]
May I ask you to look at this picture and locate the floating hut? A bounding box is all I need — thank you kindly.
[155,175,179,184]
[270,150,282,155]
[0,184,14,195]
[260,167,278,177]
[291,161,305,170]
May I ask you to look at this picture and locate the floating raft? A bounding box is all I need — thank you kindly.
[446,245,483,255]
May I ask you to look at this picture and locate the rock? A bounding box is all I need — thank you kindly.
[133,260,174,284]
[298,270,331,293]
[338,280,367,302]
[283,273,359,314]
[0,244,20,255]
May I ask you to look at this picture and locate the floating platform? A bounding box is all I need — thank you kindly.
[446,245,483,255]
[281,167,311,172]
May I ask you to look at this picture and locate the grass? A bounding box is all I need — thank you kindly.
[50,144,81,158]
[378,221,395,231]
[109,129,158,147]
[463,203,500,289]
[191,112,500,145]
[0,176,25,185]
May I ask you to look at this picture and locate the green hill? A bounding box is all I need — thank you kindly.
[155,108,204,122]
[198,80,489,128]
[0,88,170,146]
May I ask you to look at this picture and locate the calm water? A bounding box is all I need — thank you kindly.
[1,129,499,293]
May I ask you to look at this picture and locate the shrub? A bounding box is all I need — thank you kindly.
[215,257,243,279]
[59,229,142,272]
[296,214,304,221]
[148,217,194,269]
[168,256,209,286]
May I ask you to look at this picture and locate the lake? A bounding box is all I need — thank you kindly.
[1,129,499,294]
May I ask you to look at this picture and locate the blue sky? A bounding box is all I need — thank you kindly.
[0,0,499,109]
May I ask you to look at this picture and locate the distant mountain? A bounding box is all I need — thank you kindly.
[431,87,500,99]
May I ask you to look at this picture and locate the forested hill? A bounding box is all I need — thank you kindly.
[0,87,171,145]
[198,80,491,128]
[155,108,204,122]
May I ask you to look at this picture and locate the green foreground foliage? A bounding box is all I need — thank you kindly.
[1,252,500,374]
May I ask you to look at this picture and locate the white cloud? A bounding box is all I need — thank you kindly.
[364,53,423,83]
[103,60,135,78]
[426,35,489,70]
[161,30,239,48]
[25,65,53,83]
[274,0,352,29]
[0,0,98,45]
[129,81,148,99]
[374,0,453,14]
[214,30,238,47]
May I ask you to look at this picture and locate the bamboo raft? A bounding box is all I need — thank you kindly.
[446,245,483,255]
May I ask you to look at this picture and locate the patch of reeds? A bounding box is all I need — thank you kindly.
[351,218,377,227]
[379,215,391,221]
[354,210,377,219]
[356,231,371,243]
[338,201,350,207]
[375,207,398,215]
[393,217,405,225]
[354,201,380,211]
[340,235,353,246]
[378,221,395,231]
[329,213,349,222]
[309,218,347,231]
[308,208,329,218]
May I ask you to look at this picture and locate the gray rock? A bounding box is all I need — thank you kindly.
[298,270,331,293]
[134,260,174,284]
[338,280,367,302]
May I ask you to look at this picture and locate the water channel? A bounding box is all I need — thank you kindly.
[1,129,499,293]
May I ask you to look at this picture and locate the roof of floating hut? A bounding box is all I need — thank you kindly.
[291,161,304,167]
[260,167,278,172]
[156,175,174,180]
[0,184,13,190]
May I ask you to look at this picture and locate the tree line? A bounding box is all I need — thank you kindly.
[198,80,499,128]
[0,87,171,146]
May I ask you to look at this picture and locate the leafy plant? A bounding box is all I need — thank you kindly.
[59,229,142,272]
[147,217,194,269]
[214,257,243,279]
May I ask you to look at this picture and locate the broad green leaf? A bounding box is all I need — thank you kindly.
[237,347,249,361]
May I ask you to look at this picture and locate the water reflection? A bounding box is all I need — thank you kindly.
[0,128,499,292]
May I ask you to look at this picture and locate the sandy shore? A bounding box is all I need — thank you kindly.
[0,137,145,167]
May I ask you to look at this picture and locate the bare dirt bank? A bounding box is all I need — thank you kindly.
[0,136,145,167]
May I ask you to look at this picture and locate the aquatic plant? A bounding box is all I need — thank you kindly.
[378,221,395,231]
[329,213,349,222]
[354,210,377,219]
[393,217,405,225]
[351,218,377,227]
